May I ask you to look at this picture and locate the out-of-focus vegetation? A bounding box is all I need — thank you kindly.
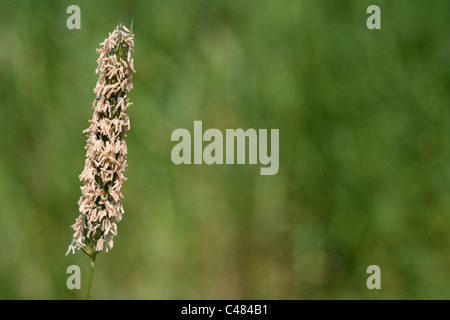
[0,0,449,299]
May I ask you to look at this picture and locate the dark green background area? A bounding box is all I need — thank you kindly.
[0,0,448,299]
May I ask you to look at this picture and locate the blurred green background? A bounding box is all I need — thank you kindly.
[0,0,449,299]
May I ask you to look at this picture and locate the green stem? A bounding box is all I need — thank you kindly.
[86,256,96,300]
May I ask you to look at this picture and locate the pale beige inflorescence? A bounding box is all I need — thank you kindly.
[68,25,135,257]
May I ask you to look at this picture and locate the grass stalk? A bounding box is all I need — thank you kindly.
[86,256,96,300]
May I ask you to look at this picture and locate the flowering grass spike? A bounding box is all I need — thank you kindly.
[68,24,135,260]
